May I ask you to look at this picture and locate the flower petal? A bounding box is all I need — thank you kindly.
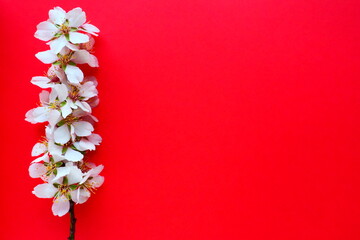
[79,37,95,51]
[52,195,70,217]
[54,124,71,144]
[88,54,99,67]
[25,107,50,123]
[67,7,86,27]
[31,143,47,156]
[35,21,59,41]
[35,50,58,64]
[80,165,104,184]
[69,32,89,44]
[71,50,90,64]
[48,140,63,156]
[88,96,99,108]
[61,101,72,118]
[25,109,36,123]
[39,92,50,106]
[49,7,66,25]
[52,166,71,182]
[67,166,83,184]
[53,84,68,102]
[64,147,83,162]
[31,76,51,88]
[72,50,98,67]
[49,35,67,54]
[88,133,102,145]
[34,107,50,122]
[75,101,91,112]
[89,175,105,188]
[70,188,90,204]
[81,23,100,36]
[73,139,94,151]
[91,165,104,176]
[65,42,79,51]
[80,81,98,99]
[29,163,47,178]
[32,153,50,163]
[70,125,76,142]
[65,65,84,84]
[73,121,94,136]
[48,110,62,129]
[33,183,57,198]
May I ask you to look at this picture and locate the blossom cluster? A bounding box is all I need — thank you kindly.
[25,7,104,217]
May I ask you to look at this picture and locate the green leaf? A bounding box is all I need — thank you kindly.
[63,177,68,185]
[70,145,78,151]
[53,168,57,176]
[68,61,76,66]
[69,185,78,190]
[54,192,59,198]
[60,101,67,107]
[62,146,68,155]
[65,33,70,41]
[54,32,62,38]
[57,119,66,127]
[53,183,60,188]
[53,61,61,65]
[55,161,64,167]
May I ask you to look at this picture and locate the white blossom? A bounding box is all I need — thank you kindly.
[31,65,66,88]
[32,162,104,216]
[35,7,100,53]
[32,164,83,216]
[35,47,98,84]
[27,6,103,217]
[25,88,71,124]
[73,133,102,151]
[45,126,84,162]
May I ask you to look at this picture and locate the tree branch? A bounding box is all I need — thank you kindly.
[68,200,76,240]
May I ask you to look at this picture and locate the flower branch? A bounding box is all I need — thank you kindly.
[26,6,104,239]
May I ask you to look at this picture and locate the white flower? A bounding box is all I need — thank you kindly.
[32,163,84,217]
[53,114,94,145]
[66,78,99,112]
[44,126,84,162]
[35,47,98,84]
[28,7,103,218]
[29,156,64,179]
[31,65,66,88]
[51,162,82,183]
[35,7,100,53]
[25,87,72,124]
[71,164,104,204]
[73,133,102,151]
[31,126,84,163]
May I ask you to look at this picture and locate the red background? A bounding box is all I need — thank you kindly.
[0,0,359,239]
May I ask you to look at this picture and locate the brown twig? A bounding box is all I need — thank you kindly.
[68,200,76,240]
